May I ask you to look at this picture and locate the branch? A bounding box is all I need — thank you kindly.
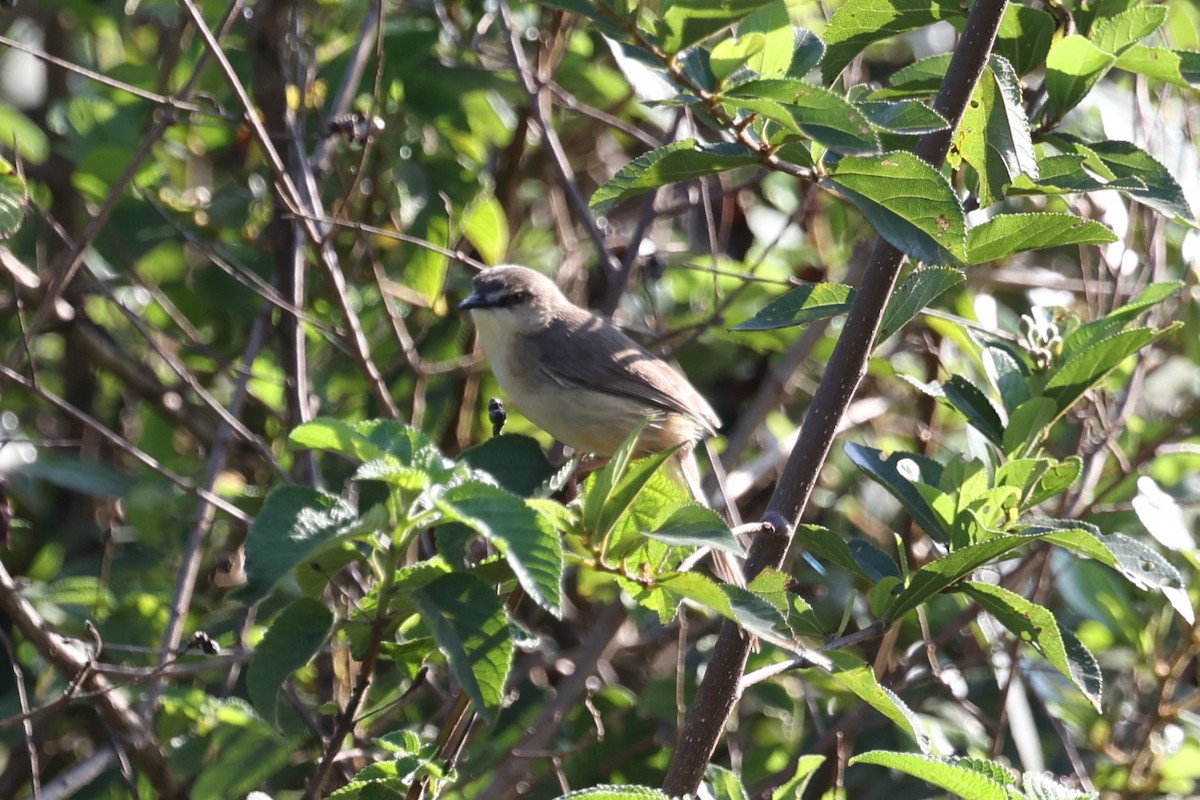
[0,559,184,798]
[662,1,1011,794]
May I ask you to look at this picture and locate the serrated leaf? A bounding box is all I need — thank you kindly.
[789,28,826,78]
[963,581,1103,710]
[554,786,671,800]
[243,487,383,603]
[967,213,1117,264]
[189,700,291,800]
[435,481,564,617]
[657,0,774,52]
[1002,397,1057,456]
[879,266,963,341]
[644,504,746,556]
[591,140,759,214]
[739,1,798,77]
[1044,35,1116,121]
[1061,281,1182,359]
[886,530,1051,622]
[729,282,853,330]
[657,571,736,620]
[826,652,929,751]
[1089,5,1167,56]
[940,375,1005,446]
[247,598,333,725]
[1115,45,1200,89]
[950,57,1036,206]
[849,752,1014,800]
[722,79,879,154]
[872,53,951,98]
[845,442,948,542]
[1042,529,1193,621]
[711,33,767,81]
[822,152,967,265]
[821,0,963,84]
[856,99,948,135]
[1085,140,1196,223]
[994,5,1056,76]
[411,573,513,725]
[1044,326,1178,414]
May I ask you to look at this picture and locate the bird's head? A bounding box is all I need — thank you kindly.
[458,265,566,334]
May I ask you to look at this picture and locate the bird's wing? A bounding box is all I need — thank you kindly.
[531,313,720,435]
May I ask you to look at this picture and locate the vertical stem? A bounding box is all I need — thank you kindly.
[662,1,1010,794]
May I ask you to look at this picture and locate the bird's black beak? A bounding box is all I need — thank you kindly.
[458,292,488,311]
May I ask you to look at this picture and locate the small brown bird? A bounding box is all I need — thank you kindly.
[459,265,741,583]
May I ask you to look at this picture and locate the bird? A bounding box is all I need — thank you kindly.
[459,264,742,584]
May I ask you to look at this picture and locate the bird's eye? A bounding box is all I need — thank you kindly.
[508,290,529,305]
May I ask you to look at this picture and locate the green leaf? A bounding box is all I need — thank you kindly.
[728,282,853,330]
[408,215,450,307]
[657,571,736,620]
[243,487,383,603]
[644,504,746,556]
[849,752,1015,800]
[855,99,949,135]
[993,5,1056,76]
[872,54,951,98]
[793,524,896,580]
[879,266,964,341]
[552,787,670,800]
[740,1,798,77]
[461,194,509,266]
[657,0,774,52]
[460,434,556,498]
[821,152,967,266]
[1061,281,1182,359]
[826,651,929,751]
[950,57,1037,206]
[1085,140,1196,223]
[821,0,963,84]
[710,33,767,81]
[940,375,1005,447]
[596,450,677,548]
[1040,523,1188,603]
[1045,326,1179,414]
[535,0,629,40]
[247,598,333,725]
[0,155,27,238]
[788,28,826,78]
[845,442,948,542]
[591,140,759,214]
[1089,5,1168,56]
[435,481,564,617]
[1115,45,1200,89]
[1043,35,1116,120]
[411,573,513,725]
[967,212,1117,264]
[16,452,133,498]
[707,764,749,800]
[771,755,827,800]
[721,78,879,155]
[887,531,1053,621]
[1002,397,1057,456]
[188,700,291,800]
[963,581,1103,710]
